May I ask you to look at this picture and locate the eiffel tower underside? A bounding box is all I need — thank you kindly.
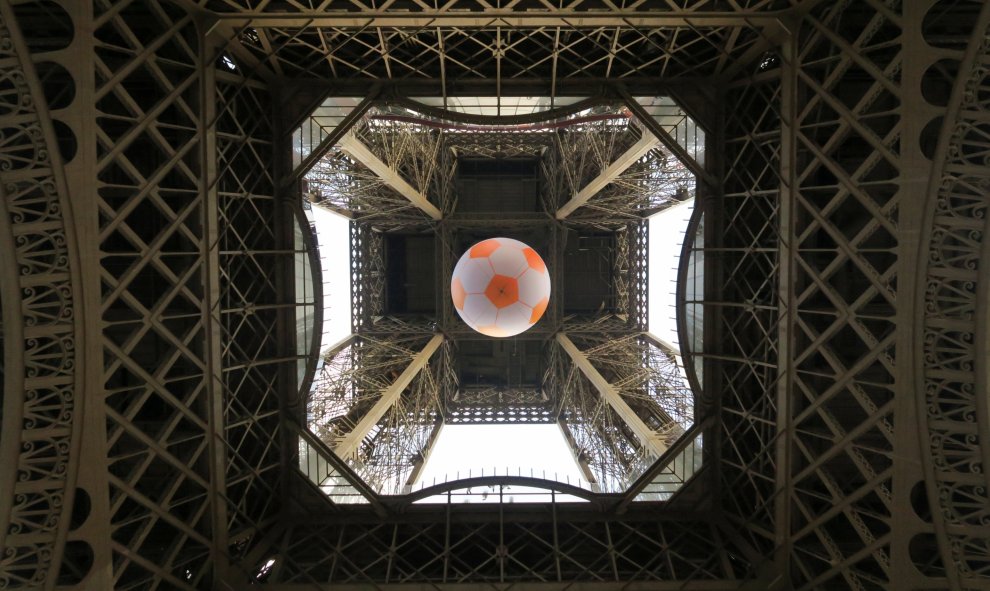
[0,1,989,590]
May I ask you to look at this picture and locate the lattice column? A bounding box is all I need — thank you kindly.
[544,113,638,216]
[566,332,693,440]
[303,113,452,229]
[550,333,691,492]
[306,148,431,228]
[714,44,783,578]
[550,339,641,491]
[563,147,695,225]
[350,222,385,332]
[779,3,907,588]
[337,131,441,219]
[88,2,242,588]
[555,129,658,219]
[355,117,451,212]
[210,28,299,582]
[614,225,631,319]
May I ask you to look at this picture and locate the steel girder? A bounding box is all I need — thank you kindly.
[3,1,990,590]
[196,0,789,90]
[264,505,747,586]
[704,2,989,590]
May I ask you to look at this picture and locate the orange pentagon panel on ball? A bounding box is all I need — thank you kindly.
[529,297,549,324]
[451,277,466,310]
[522,247,547,273]
[485,275,519,308]
[470,238,501,258]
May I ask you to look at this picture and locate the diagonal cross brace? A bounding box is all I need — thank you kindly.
[285,88,379,188]
[334,335,444,459]
[556,333,668,457]
[555,132,660,219]
[337,132,443,220]
[619,88,718,189]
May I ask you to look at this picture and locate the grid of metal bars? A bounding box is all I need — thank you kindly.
[0,1,987,589]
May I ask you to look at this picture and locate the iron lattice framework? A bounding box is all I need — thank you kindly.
[0,1,988,591]
[300,97,696,495]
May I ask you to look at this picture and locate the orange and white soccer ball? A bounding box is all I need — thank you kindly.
[451,237,551,337]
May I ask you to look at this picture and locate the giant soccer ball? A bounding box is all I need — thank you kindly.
[450,237,551,337]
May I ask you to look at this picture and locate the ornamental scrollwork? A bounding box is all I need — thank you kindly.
[0,4,76,589]
[920,8,990,585]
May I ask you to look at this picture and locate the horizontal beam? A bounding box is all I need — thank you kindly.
[556,333,667,457]
[280,78,719,104]
[337,132,443,220]
[556,132,660,219]
[258,581,746,591]
[214,13,786,28]
[334,335,444,459]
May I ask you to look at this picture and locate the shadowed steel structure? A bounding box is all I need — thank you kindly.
[0,1,988,590]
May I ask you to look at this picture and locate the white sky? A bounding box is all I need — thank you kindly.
[310,199,694,498]
[412,423,588,503]
[309,205,351,349]
[648,199,695,346]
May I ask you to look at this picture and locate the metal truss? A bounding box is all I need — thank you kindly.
[707,47,783,574]
[308,334,446,494]
[89,3,229,588]
[546,337,641,491]
[264,506,747,587]
[5,1,989,590]
[445,130,553,160]
[542,112,690,230]
[446,386,554,425]
[543,114,640,212]
[336,133,441,220]
[919,1,990,587]
[630,221,650,329]
[304,150,436,228]
[700,2,990,590]
[197,0,792,19]
[215,45,300,586]
[356,118,455,197]
[198,4,786,97]
[565,332,693,442]
[542,332,695,493]
[349,222,384,332]
[558,333,670,459]
[557,131,660,218]
[0,3,80,587]
[777,3,905,588]
[0,1,306,587]
[567,150,695,223]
